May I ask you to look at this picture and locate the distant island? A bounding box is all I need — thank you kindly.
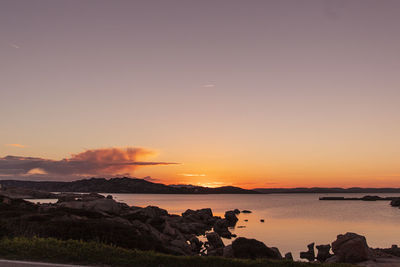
[1,177,400,194]
[0,177,259,194]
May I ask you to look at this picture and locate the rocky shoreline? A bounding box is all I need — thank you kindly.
[1,187,400,266]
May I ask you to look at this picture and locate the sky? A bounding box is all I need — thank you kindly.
[1,0,400,188]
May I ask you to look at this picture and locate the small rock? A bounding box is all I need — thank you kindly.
[390,198,400,207]
[260,219,265,222]
[242,210,252,213]
[300,242,315,262]
[316,244,332,262]
[284,252,293,260]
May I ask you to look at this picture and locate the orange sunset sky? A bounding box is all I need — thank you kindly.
[1,1,400,188]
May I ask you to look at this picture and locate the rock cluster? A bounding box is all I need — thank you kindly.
[300,232,375,264]
[0,192,283,260]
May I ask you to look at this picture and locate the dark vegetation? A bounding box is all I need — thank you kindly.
[1,178,400,194]
[0,237,355,267]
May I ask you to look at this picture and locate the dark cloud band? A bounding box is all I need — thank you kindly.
[0,147,177,179]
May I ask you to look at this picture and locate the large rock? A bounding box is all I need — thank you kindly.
[332,232,373,263]
[300,243,315,261]
[231,237,282,259]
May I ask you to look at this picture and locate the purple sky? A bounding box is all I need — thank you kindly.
[1,1,400,187]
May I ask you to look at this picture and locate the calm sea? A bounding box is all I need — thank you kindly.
[109,193,400,259]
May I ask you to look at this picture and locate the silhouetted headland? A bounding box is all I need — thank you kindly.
[2,178,400,195]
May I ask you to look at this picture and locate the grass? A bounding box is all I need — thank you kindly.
[0,237,355,267]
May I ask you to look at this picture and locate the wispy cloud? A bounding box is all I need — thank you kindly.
[202,84,215,88]
[0,147,177,180]
[196,181,229,188]
[9,43,20,49]
[4,144,25,148]
[181,173,206,177]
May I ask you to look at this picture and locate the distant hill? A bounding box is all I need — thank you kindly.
[254,187,400,194]
[2,178,398,194]
[0,177,259,194]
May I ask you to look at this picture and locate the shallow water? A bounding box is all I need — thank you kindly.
[108,193,400,258]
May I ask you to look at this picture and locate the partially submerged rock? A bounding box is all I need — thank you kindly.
[213,218,233,238]
[390,198,400,207]
[224,210,238,226]
[242,210,252,213]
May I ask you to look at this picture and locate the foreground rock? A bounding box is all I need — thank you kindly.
[316,244,332,262]
[224,210,238,226]
[300,243,315,261]
[205,232,224,256]
[302,233,381,264]
[213,218,234,238]
[1,191,278,260]
[284,252,293,260]
[231,237,282,259]
[332,232,373,263]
